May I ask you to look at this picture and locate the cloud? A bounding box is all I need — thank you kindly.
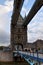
[21,7,27,18]
[0,0,13,31]
[0,0,14,31]
[4,0,13,11]
[27,6,43,43]
[23,0,29,6]
[0,0,13,46]
[0,0,13,15]
[0,12,11,34]
[21,0,35,17]
[20,0,30,18]
[0,29,10,46]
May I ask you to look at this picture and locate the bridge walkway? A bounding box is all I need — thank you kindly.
[14,51,43,65]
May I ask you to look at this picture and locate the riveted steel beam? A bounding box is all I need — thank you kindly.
[11,0,24,26]
[22,0,43,27]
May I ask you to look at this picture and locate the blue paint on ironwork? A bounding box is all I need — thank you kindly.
[18,51,43,63]
[13,51,43,65]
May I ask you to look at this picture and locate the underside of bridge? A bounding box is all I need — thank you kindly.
[11,0,43,51]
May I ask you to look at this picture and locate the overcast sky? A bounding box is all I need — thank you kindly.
[0,0,43,46]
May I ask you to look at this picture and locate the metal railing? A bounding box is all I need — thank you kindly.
[18,51,43,62]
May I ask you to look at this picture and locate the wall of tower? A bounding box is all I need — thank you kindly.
[14,25,27,45]
[11,15,27,50]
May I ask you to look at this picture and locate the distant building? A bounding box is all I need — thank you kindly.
[25,39,43,49]
[24,43,35,49]
[34,39,43,50]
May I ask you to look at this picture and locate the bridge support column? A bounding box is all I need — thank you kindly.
[11,24,27,51]
[11,0,24,50]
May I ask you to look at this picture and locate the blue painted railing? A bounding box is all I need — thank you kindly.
[18,51,43,62]
[13,51,43,65]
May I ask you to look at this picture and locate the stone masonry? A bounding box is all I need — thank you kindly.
[0,51,13,62]
[11,15,27,50]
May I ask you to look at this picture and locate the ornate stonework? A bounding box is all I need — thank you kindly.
[11,15,27,50]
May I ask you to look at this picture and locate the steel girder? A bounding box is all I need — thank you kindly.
[11,0,24,26]
[22,0,43,27]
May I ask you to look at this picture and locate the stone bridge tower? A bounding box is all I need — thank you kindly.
[11,15,27,51]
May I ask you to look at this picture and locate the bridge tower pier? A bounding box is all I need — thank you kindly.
[11,25,27,51]
[11,15,27,51]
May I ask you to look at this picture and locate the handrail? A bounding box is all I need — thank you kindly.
[18,51,43,62]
